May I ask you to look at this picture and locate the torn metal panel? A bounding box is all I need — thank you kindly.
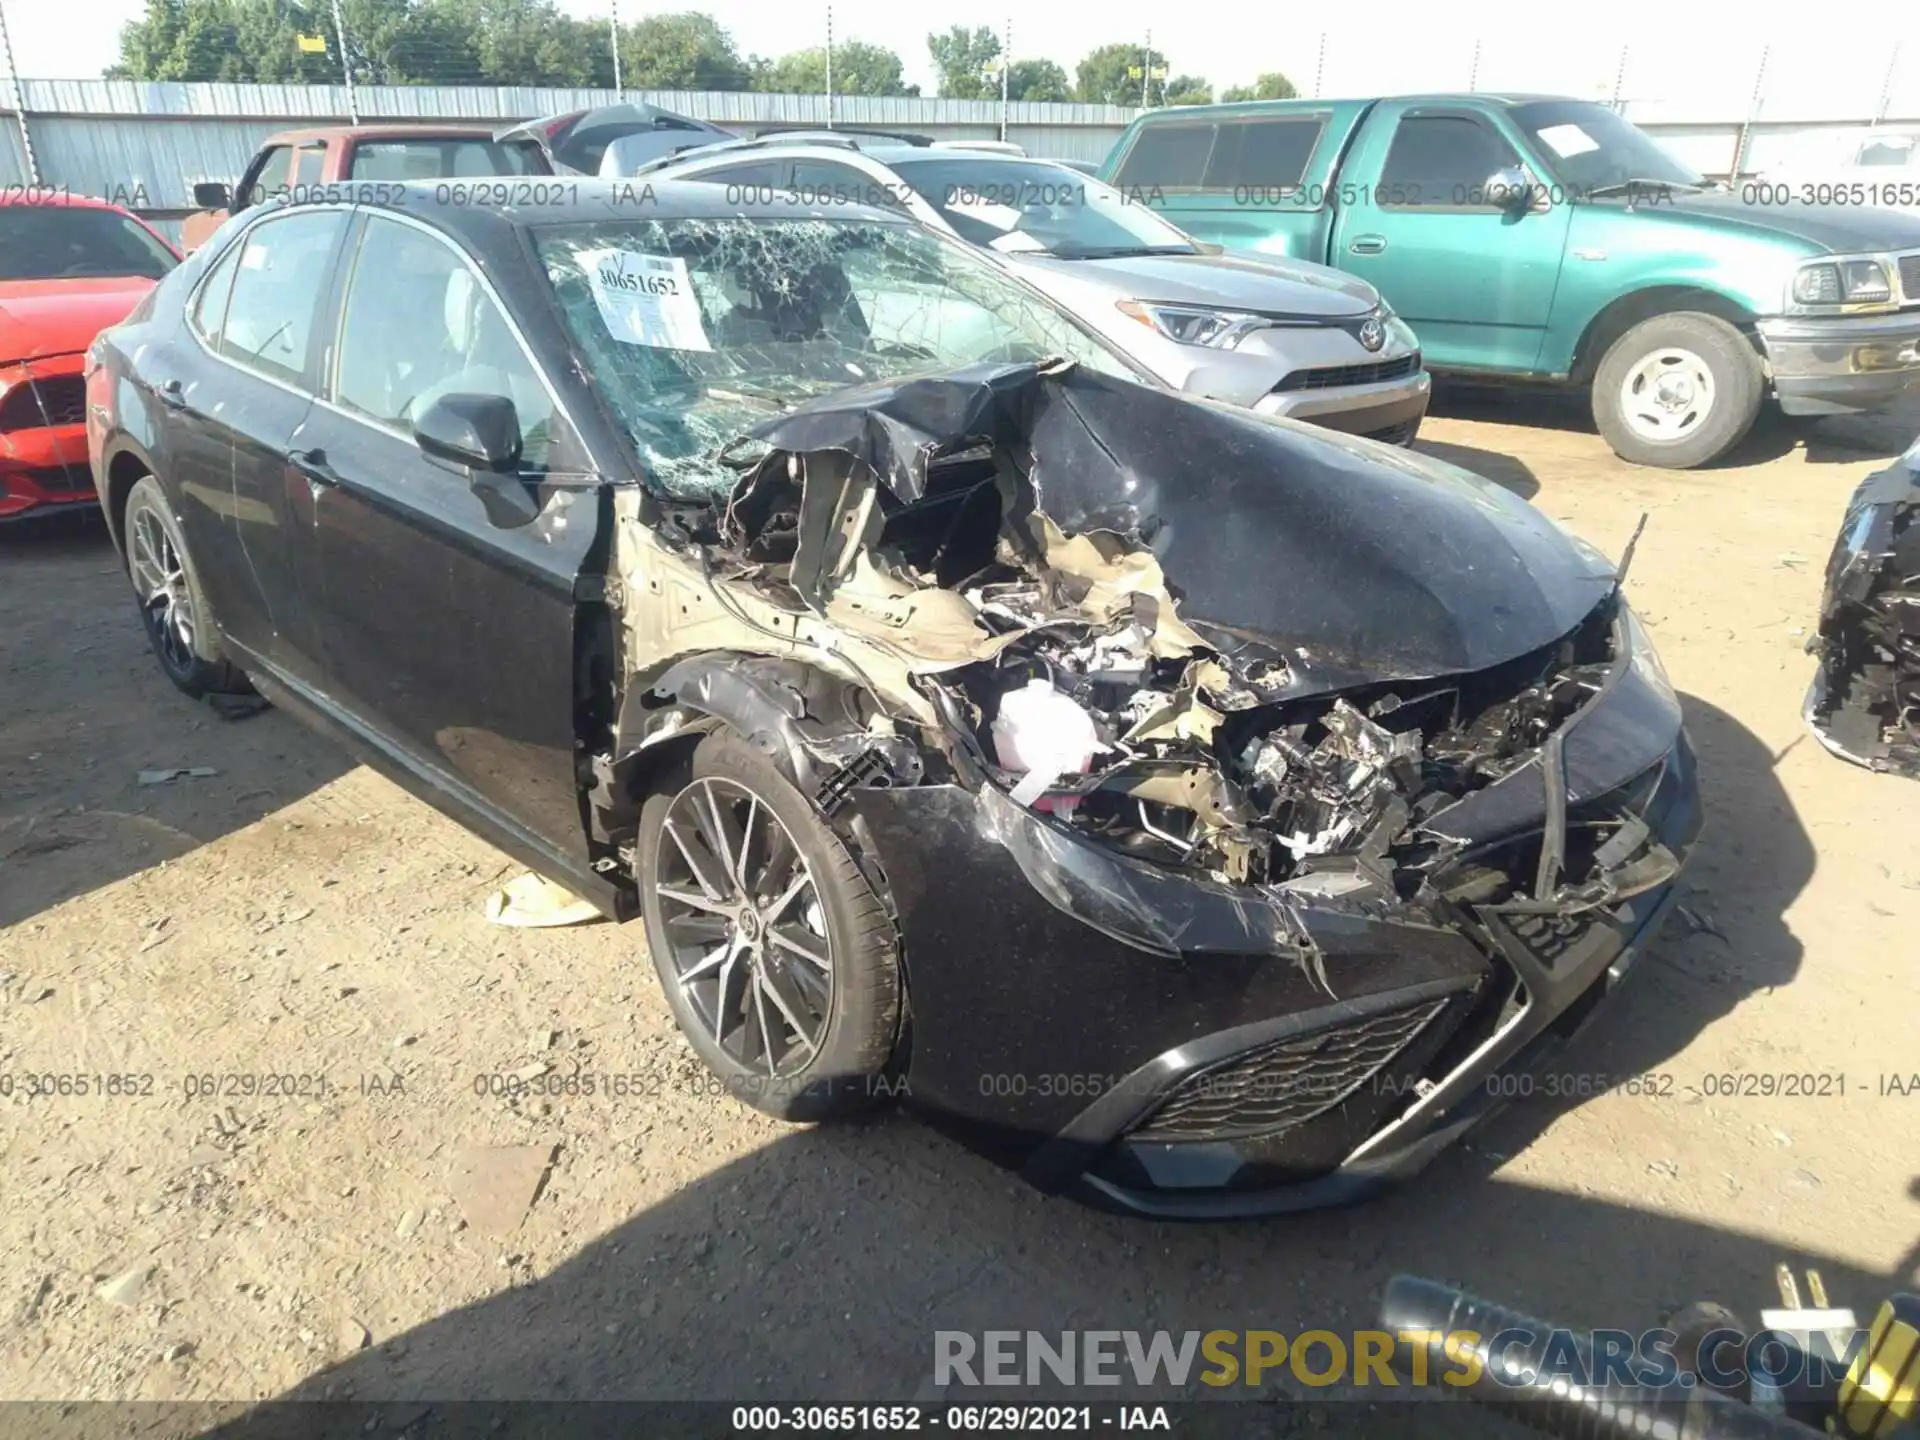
[1805,453,1920,777]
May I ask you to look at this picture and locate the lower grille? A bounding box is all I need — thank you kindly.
[1272,353,1420,393]
[1900,253,1920,301]
[1128,999,1449,1142]
[0,375,85,431]
[1364,418,1421,446]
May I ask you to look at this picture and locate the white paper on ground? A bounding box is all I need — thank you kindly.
[579,248,712,352]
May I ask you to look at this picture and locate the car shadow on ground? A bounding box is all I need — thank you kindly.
[0,511,352,928]
[1413,437,1541,499]
[1429,380,1916,470]
[187,693,1902,1440]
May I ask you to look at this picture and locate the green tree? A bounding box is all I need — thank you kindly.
[1163,74,1212,106]
[927,24,999,100]
[757,40,915,96]
[621,11,753,90]
[1074,41,1172,106]
[1006,58,1069,102]
[1221,71,1298,102]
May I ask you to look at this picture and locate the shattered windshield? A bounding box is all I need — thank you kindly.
[533,216,1137,499]
[888,157,1200,258]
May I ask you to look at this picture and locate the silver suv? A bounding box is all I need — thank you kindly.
[629,134,1431,445]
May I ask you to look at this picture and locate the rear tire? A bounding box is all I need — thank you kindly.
[122,474,250,699]
[1591,312,1762,469]
[636,730,900,1122]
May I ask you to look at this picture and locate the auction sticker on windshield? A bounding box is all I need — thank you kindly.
[580,249,712,352]
[1537,123,1601,158]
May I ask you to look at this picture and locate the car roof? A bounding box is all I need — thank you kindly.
[0,190,133,212]
[244,177,916,252]
[1130,92,1580,122]
[260,123,504,145]
[649,138,1074,172]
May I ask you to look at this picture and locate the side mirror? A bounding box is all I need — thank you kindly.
[413,393,522,473]
[192,181,231,210]
[1485,166,1538,212]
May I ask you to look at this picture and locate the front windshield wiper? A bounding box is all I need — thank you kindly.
[1048,244,1199,260]
[1584,177,1708,199]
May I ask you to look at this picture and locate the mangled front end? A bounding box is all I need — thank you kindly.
[603,362,1702,1216]
[1806,449,1920,777]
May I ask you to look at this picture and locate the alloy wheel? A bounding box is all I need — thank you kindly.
[129,507,198,672]
[1619,346,1716,443]
[652,776,834,1076]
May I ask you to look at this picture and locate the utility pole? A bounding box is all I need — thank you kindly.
[1312,32,1326,100]
[1730,44,1768,180]
[0,0,38,187]
[1610,44,1629,111]
[824,5,834,130]
[1141,28,1152,108]
[1467,37,1480,92]
[330,0,357,122]
[1870,43,1901,130]
[1000,16,1010,143]
[610,0,622,101]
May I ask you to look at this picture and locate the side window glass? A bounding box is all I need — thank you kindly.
[248,146,293,205]
[219,210,346,385]
[190,239,243,347]
[1377,116,1521,208]
[290,144,327,186]
[334,216,574,474]
[791,159,903,210]
[689,160,790,190]
[1202,119,1323,190]
[1112,123,1215,188]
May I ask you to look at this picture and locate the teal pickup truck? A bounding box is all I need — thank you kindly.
[1100,96,1920,468]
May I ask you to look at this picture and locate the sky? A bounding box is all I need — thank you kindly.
[5,0,1919,117]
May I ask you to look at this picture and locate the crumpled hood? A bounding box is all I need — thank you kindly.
[747,362,1618,694]
[0,277,155,363]
[1008,248,1378,318]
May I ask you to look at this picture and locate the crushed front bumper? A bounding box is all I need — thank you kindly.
[1759,310,1920,417]
[854,607,1700,1218]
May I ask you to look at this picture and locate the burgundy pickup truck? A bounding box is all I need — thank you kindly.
[181,124,550,251]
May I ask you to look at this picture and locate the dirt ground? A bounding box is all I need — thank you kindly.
[3,393,1917,1433]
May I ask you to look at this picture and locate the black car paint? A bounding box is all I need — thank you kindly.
[92,183,1700,1218]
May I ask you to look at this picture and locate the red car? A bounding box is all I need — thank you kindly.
[1,191,180,522]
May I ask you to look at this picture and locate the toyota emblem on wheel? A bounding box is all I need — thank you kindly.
[1358,318,1385,352]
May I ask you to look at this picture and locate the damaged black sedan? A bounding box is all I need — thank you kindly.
[88,183,1700,1218]
[1807,436,1920,777]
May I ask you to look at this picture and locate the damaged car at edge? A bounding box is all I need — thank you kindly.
[87,182,1701,1218]
[1806,432,1920,777]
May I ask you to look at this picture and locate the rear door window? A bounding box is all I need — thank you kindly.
[1377,115,1522,208]
[218,210,347,386]
[190,238,244,346]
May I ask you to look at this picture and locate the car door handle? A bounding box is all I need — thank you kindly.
[1348,235,1387,256]
[288,446,342,488]
[156,378,188,410]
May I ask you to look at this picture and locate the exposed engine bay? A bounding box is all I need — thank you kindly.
[610,360,1642,917]
[1807,455,1920,778]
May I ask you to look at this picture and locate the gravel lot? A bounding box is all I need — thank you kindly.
[3,395,1917,1432]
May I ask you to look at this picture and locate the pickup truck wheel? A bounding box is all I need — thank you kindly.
[1591,312,1762,469]
[636,730,901,1123]
[123,475,251,699]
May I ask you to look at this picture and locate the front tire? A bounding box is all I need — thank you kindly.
[636,730,901,1122]
[1591,312,1762,469]
[122,474,249,699]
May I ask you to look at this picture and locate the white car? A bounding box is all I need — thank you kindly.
[628,134,1432,446]
[1760,129,1920,208]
